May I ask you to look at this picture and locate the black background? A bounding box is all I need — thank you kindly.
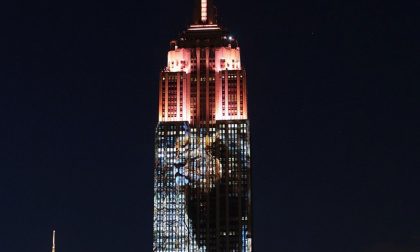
[1,0,419,251]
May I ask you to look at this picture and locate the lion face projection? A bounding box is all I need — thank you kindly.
[154,122,251,251]
[173,130,223,190]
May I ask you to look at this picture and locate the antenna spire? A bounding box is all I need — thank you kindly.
[201,0,208,22]
[52,230,56,252]
[192,0,217,25]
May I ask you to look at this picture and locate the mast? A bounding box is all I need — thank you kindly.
[51,230,55,252]
[192,0,217,25]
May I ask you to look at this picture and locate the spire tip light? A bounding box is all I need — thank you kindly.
[201,0,207,22]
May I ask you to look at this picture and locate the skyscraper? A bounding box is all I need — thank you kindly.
[153,1,253,251]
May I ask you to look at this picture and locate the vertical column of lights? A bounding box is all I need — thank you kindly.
[201,0,207,22]
[240,122,248,252]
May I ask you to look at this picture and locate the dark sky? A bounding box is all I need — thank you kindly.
[1,0,419,251]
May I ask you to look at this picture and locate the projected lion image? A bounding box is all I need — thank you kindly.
[154,122,251,251]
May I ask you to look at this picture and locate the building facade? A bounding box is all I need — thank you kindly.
[153,1,253,251]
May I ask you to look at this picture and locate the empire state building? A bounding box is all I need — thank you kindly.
[153,0,253,251]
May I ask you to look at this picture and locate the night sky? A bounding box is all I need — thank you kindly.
[1,0,419,251]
